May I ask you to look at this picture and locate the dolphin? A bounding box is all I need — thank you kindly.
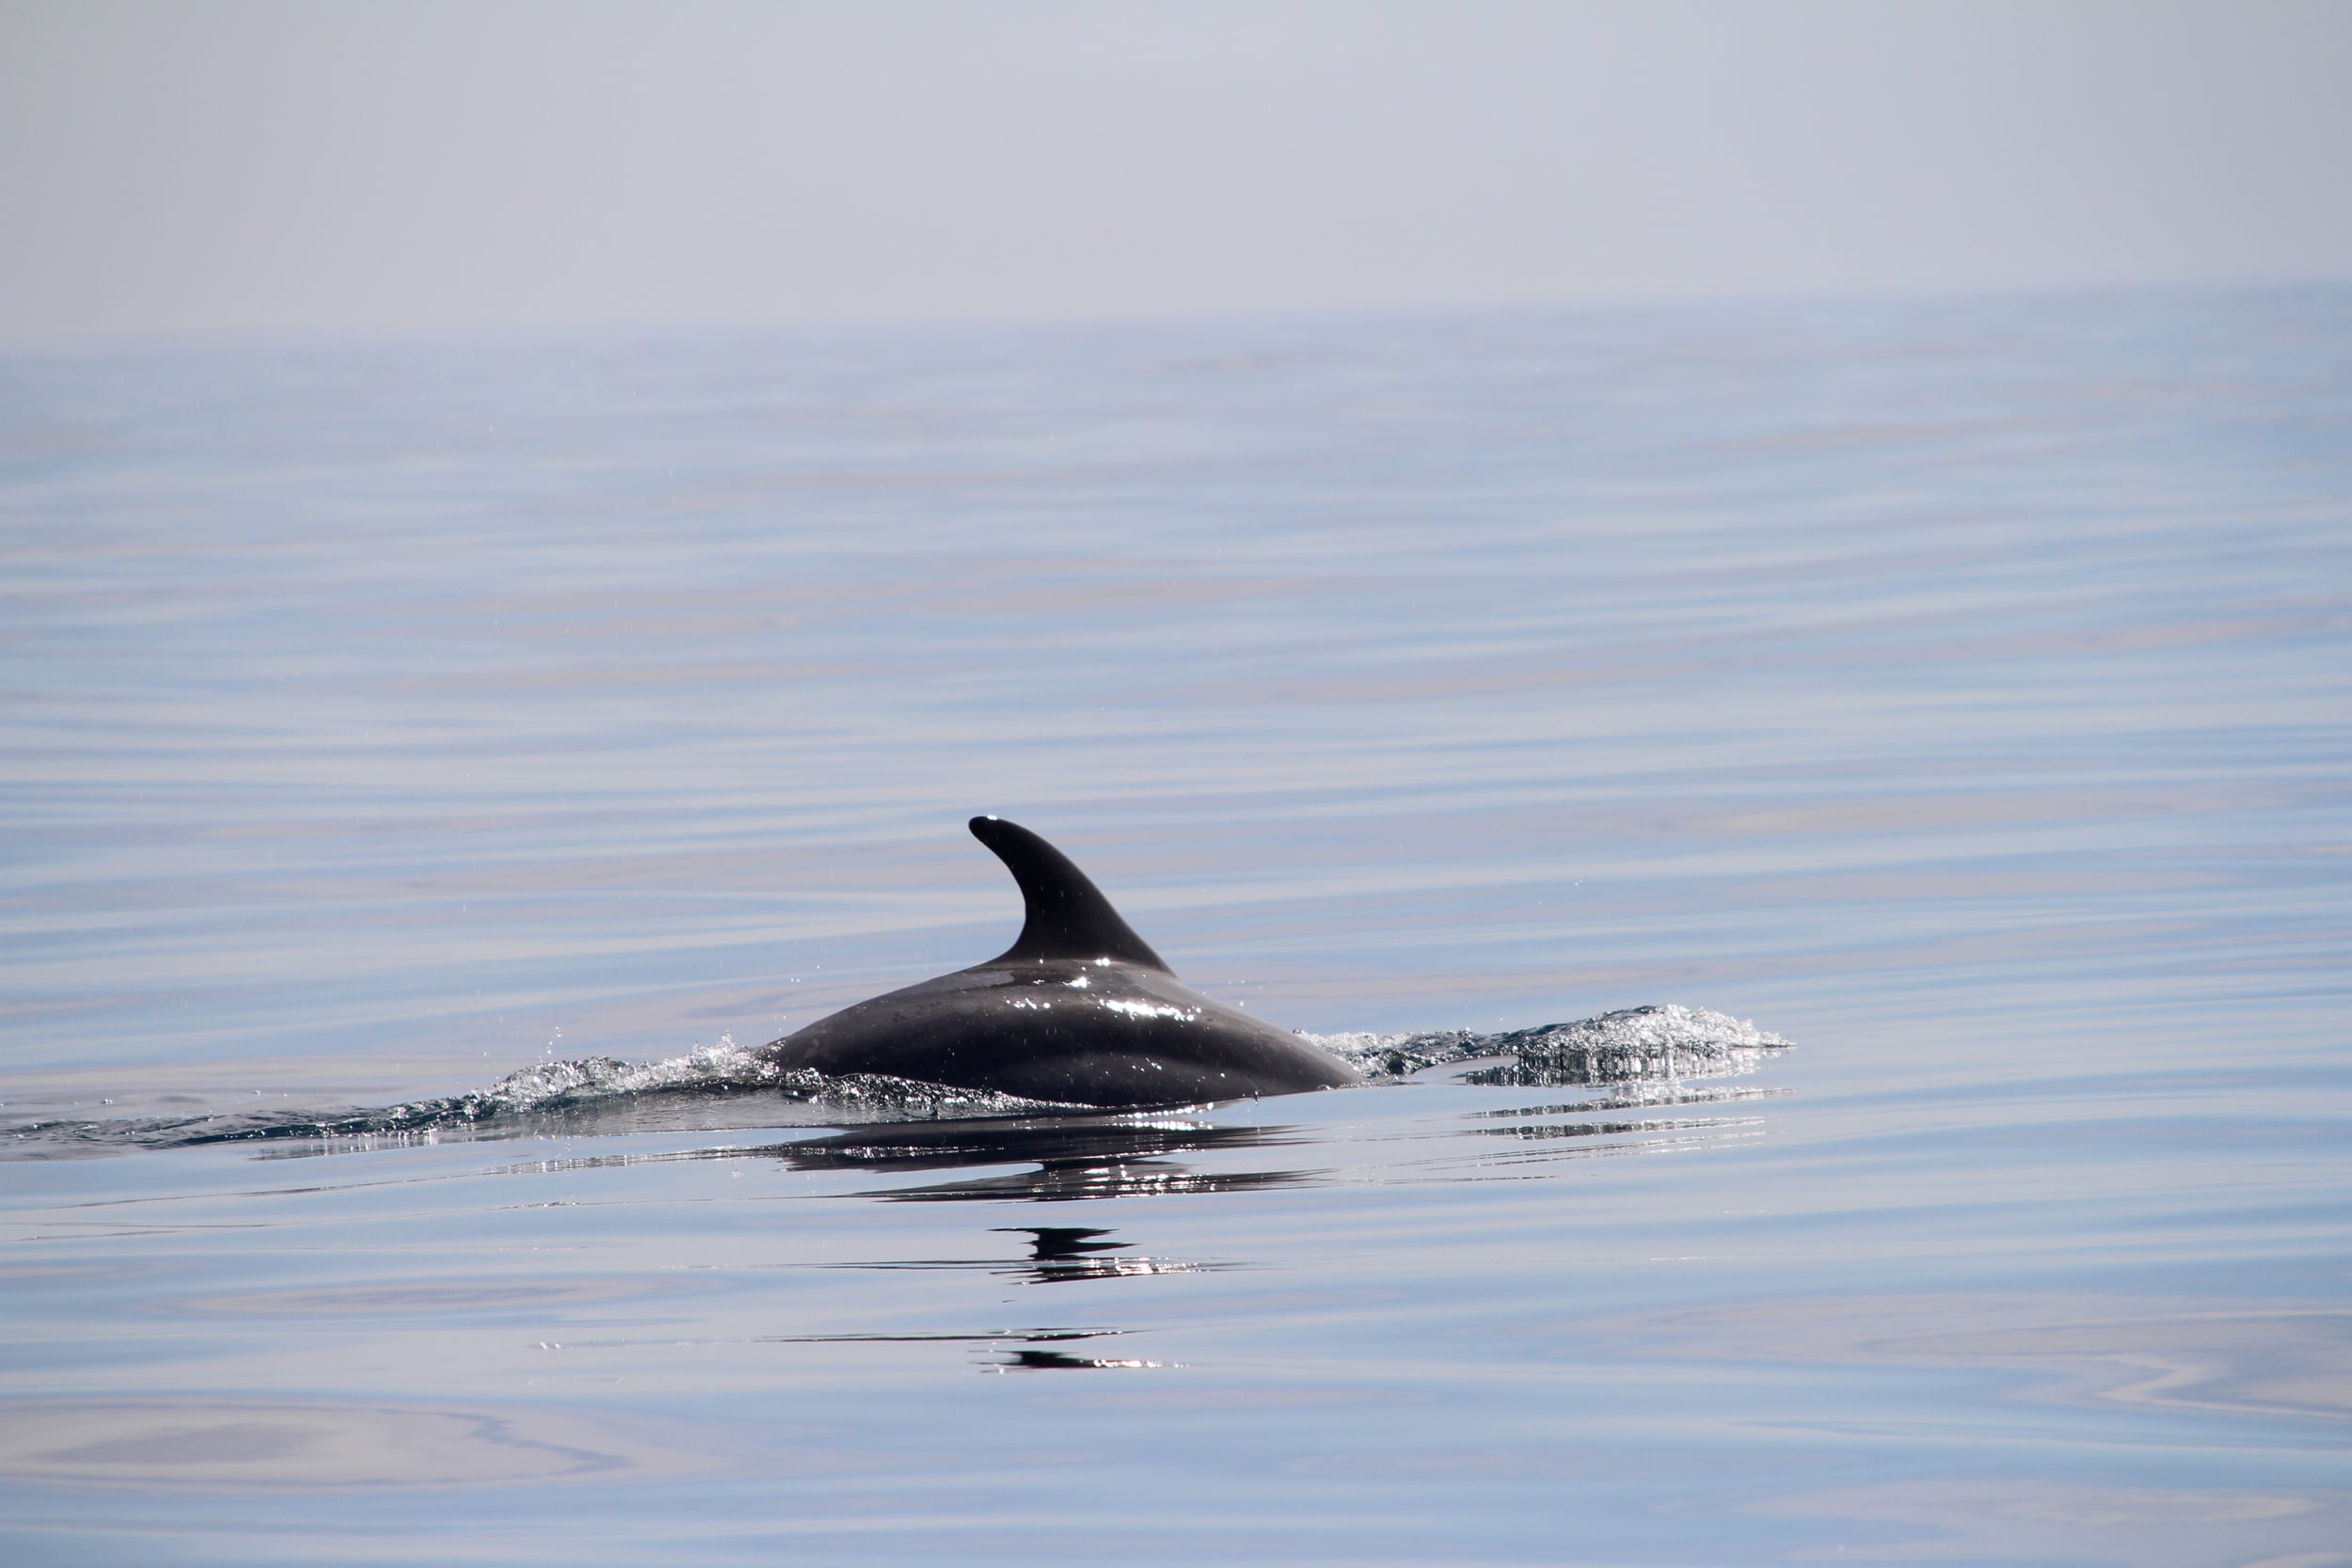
[757,816,1361,1107]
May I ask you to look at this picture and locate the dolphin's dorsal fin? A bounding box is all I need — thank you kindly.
[969,816,1172,973]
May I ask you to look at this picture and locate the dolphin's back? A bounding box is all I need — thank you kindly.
[758,817,1361,1107]
[771,957,1355,1106]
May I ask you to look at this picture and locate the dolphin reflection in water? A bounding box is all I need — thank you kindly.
[760,1114,1311,1202]
[758,817,1362,1108]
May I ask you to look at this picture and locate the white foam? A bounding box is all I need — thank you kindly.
[1304,1004,1790,1084]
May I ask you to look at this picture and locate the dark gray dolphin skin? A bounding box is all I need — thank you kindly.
[757,816,1361,1108]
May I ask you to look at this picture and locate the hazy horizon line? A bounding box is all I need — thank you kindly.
[8,272,2348,360]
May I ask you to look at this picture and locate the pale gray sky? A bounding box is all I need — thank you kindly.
[3,0,2348,340]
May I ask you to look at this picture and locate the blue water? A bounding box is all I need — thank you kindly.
[3,287,2347,1565]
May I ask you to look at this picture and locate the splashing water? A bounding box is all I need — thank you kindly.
[6,1006,1787,1156]
[1307,1004,1789,1085]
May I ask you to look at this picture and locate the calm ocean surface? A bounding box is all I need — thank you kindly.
[2,288,2347,1565]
